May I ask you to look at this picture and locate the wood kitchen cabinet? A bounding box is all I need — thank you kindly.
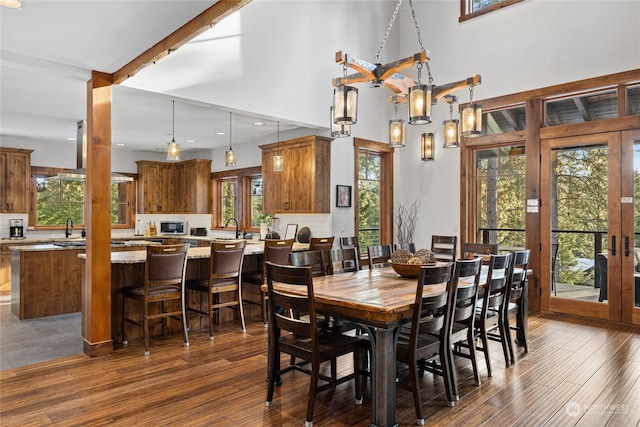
[260,135,332,213]
[0,147,33,213]
[173,159,212,213]
[137,159,211,214]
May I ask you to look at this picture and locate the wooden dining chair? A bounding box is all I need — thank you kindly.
[394,242,416,253]
[475,252,513,377]
[309,236,334,251]
[462,242,498,262]
[186,240,246,340]
[330,247,360,273]
[122,244,190,356]
[506,249,531,359]
[367,244,393,269]
[395,263,456,422]
[449,257,483,396]
[264,262,365,427]
[242,238,294,323]
[290,250,332,277]
[431,235,458,262]
[340,236,363,270]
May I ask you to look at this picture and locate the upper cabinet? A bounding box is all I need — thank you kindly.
[0,147,33,213]
[137,159,211,214]
[260,135,332,213]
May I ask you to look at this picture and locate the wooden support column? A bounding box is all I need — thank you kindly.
[525,98,542,311]
[82,71,114,357]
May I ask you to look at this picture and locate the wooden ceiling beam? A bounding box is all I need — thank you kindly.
[112,0,252,85]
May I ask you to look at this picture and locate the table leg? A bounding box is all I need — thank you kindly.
[364,325,400,427]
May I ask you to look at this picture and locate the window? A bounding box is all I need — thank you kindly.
[354,138,394,251]
[211,166,269,231]
[484,105,526,135]
[460,0,523,22]
[31,166,134,228]
[545,90,618,126]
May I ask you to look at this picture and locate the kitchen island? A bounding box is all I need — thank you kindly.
[80,240,309,344]
[9,241,159,319]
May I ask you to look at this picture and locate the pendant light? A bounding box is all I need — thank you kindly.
[408,63,432,125]
[225,112,237,167]
[273,121,284,172]
[443,97,460,148]
[330,106,351,138]
[389,101,405,148]
[421,133,434,160]
[332,63,358,125]
[460,84,483,137]
[166,100,180,161]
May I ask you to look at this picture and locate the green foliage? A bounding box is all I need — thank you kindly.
[358,152,381,250]
[250,178,271,227]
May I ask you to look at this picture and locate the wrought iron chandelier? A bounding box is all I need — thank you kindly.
[331,0,482,149]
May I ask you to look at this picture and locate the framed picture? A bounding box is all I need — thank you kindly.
[284,224,298,240]
[336,185,352,208]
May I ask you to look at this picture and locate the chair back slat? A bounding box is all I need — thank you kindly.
[309,236,334,252]
[367,244,393,269]
[395,243,416,253]
[481,253,513,313]
[266,262,317,342]
[330,247,360,273]
[462,242,499,261]
[411,264,454,338]
[210,241,246,280]
[146,244,189,289]
[431,235,458,262]
[290,250,331,276]
[452,257,483,322]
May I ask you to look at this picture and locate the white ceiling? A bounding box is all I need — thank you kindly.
[0,0,316,156]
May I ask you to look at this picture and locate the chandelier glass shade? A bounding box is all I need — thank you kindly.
[421,133,434,160]
[332,84,358,125]
[389,119,405,147]
[443,119,460,148]
[330,106,351,138]
[460,103,483,137]
[408,84,432,125]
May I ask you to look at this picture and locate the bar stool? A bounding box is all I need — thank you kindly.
[122,244,190,356]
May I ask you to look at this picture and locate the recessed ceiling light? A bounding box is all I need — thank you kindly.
[215,132,226,136]
[253,121,265,126]
[1,0,22,9]
[186,139,195,143]
[116,143,125,147]
[66,137,75,141]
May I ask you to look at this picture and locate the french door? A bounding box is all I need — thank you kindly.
[541,131,639,324]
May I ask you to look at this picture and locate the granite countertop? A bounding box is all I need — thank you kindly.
[7,240,161,252]
[76,241,310,264]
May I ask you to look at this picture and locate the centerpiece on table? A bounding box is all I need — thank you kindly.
[390,248,436,278]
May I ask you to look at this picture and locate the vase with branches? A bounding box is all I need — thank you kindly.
[395,199,419,245]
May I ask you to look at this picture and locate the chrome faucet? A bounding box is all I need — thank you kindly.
[65,217,74,238]
[224,217,240,239]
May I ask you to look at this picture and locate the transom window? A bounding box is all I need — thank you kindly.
[460,0,524,22]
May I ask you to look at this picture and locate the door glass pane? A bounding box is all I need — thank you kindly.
[550,144,608,301]
[474,145,526,247]
[358,151,381,249]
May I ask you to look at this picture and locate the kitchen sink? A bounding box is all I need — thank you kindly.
[53,240,126,248]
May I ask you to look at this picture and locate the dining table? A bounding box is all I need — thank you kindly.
[273,264,453,427]
[272,263,530,427]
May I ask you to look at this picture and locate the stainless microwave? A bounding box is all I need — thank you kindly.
[160,221,186,234]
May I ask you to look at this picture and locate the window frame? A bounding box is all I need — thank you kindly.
[459,0,524,23]
[29,166,135,230]
[211,166,263,232]
[354,138,394,247]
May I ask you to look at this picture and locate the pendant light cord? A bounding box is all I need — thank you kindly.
[172,100,175,142]
[229,111,233,150]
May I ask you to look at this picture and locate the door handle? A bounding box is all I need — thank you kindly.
[610,235,616,256]
[624,236,630,257]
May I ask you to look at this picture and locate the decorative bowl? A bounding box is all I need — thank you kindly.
[389,262,435,278]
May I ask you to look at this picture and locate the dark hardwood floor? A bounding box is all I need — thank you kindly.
[1,311,639,426]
